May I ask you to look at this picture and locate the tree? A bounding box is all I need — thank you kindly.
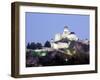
[27,43,30,49]
[44,41,51,47]
[30,42,37,50]
[36,43,42,49]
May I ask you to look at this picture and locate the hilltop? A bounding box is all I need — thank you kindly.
[26,26,89,67]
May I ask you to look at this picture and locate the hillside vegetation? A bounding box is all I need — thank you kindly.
[26,40,89,67]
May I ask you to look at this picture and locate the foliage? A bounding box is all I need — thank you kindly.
[44,41,51,47]
[27,42,42,50]
[26,41,51,50]
[36,43,42,49]
[26,43,31,49]
[31,51,47,57]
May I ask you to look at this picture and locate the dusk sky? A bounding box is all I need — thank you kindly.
[26,12,89,44]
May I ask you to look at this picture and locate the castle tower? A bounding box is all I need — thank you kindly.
[54,33,62,41]
[50,39,54,48]
[62,26,70,38]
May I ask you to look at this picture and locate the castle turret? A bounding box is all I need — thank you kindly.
[62,26,70,38]
[50,39,54,48]
[54,33,62,41]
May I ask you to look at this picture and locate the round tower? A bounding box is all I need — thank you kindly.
[50,39,54,48]
[62,26,70,38]
[55,33,62,41]
[64,26,68,32]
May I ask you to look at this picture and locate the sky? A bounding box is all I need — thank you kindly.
[26,12,90,45]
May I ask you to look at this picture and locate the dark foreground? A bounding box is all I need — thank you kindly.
[26,41,89,67]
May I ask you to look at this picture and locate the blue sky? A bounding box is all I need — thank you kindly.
[26,12,89,44]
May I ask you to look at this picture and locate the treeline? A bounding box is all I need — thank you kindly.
[27,41,51,50]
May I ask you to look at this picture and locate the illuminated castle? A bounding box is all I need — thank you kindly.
[51,26,78,49]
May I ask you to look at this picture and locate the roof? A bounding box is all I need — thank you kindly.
[70,32,75,34]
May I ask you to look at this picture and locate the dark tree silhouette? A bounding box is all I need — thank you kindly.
[27,43,30,49]
[36,43,42,49]
[44,41,51,47]
[30,42,37,50]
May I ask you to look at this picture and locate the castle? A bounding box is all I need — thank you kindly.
[51,26,78,49]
